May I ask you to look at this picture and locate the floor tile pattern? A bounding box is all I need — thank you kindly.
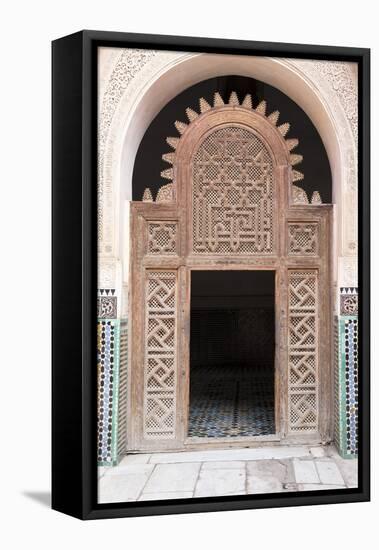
[188,363,275,438]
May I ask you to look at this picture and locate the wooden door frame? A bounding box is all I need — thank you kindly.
[128,206,332,452]
[127,105,333,452]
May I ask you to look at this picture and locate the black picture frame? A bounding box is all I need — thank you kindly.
[52,30,370,520]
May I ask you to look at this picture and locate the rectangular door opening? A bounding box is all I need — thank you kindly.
[188,270,275,439]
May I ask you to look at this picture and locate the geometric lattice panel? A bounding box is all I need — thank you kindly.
[288,270,319,433]
[144,271,177,439]
[148,222,178,255]
[192,126,274,254]
[288,222,318,255]
[97,319,120,465]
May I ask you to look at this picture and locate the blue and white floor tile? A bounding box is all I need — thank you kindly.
[188,363,275,438]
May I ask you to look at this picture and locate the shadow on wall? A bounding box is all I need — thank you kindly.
[22,491,51,508]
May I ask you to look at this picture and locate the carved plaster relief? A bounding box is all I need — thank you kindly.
[98,48,187,256]
[98,48,157,252]
[338,257,358,288]
[98,256,123,317]
[289,60,357,144]
[98,257,116,288]
[288,59,358,259]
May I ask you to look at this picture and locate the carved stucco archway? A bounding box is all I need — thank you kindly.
[97,49,357,320]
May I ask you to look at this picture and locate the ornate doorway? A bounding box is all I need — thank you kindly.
[128,92,332,452]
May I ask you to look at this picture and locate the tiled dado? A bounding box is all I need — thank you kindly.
[97,319,128,466]
[334,315,358,458]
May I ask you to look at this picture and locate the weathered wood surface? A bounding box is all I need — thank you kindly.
[128,105,332,452]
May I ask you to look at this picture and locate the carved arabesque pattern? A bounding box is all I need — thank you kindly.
[192,127,274,254]
[156,183,174,203]
[144,271,177,439]
[341,296,358,315]
[288,270,319,432]
[292,185,309,204]
[98,49,156,246]
[288,223,318,255]
[292,60,357,144]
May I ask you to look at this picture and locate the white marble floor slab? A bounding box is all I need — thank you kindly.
[97,445,357,503]
[143,462,201,493]
[315,459,345,485]
[149,446,310,464]
[195,466,246,497]
[293,458,320,484]
[99,468,153,503]
[139,491,193,501]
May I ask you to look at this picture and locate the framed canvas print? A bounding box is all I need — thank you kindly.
[52,30,370,520]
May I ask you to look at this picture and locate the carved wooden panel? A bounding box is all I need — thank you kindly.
[143,271,177,439]
[288,270,319,432]
[288,222,319,255]
[192,127,274,254]
[147,222,177,255]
